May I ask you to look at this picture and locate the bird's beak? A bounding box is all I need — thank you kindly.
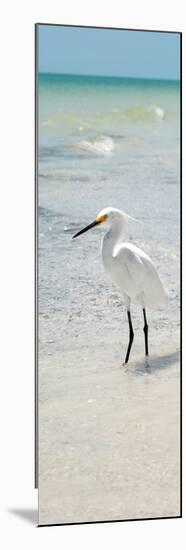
[72,219,101,239]
[72,214,108,239]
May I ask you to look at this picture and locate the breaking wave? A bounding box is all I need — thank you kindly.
[77,136,115,154]
[40,104,166,132]
[117,104,165,121]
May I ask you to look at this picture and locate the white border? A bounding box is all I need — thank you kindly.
[1,0,185,547]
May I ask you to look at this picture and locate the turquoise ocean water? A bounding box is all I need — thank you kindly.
[39,73,180,175]
[38,73,180,367]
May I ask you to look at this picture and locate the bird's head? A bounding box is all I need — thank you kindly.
[72,207,133,239]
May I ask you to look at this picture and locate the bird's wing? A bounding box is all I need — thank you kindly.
[113,244,146,298]
[113,243,167,307]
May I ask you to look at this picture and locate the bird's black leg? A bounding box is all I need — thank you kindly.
[143,308,149,356]
[124,310,134,363]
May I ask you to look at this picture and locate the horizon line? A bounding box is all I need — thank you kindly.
[38,71,179,82]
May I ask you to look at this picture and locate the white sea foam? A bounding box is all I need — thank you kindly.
[150,105,165,119]
[78,136,115,154]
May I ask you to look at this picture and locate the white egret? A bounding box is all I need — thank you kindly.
[73,207,168,363]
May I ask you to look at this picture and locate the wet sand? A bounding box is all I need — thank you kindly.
[39,342,180,525]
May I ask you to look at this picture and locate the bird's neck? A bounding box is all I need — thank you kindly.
[102,225,126,271]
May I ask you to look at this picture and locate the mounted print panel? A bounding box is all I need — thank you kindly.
[36,24,181,526]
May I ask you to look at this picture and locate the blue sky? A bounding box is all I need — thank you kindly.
[38,25,180,80]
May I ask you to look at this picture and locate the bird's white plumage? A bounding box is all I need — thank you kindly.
[73,206,168,361]
[99,207,168,309]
